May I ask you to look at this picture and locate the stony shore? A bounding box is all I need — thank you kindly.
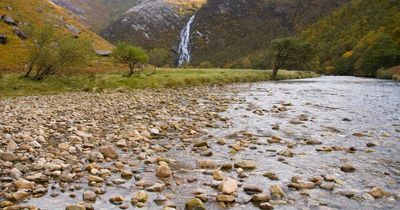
[0,81,399,210]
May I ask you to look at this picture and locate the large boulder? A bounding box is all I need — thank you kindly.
[4,15,18,26]
[65,24,80,36]
[13,27,28,40]
[95,50,112,57]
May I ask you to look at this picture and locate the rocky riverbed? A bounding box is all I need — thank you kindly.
[0,76,399,210]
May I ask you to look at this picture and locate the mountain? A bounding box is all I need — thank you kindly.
[0,0,113,67]
[190,0,350,66]
[300,0,400,76]
[100,0,206,53]
[49,0,140,32]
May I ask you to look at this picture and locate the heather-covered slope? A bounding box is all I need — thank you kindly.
[0,0,113,67]
[49,0,140,32]
[300,0,400,76]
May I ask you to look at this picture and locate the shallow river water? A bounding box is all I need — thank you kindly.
[15,76,400,209]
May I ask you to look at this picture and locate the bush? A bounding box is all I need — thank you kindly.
[24,24,93,81]
[112,43,149,77]
[356,35,400,77]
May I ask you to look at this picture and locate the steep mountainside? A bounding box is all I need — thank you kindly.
[300,0,400,75]
[0,0,113,67]
[101,0,205,52]
[190,0,350,66]
[49,0,140,32]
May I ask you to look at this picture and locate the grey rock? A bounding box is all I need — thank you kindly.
[13,27,28,40]
[4,16,17,26]
[65,24,80,35]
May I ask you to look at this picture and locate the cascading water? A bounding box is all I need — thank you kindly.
[177,15,195,66]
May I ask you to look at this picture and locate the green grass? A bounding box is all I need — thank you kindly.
[0,68,319,98]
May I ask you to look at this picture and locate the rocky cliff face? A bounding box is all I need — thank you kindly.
[100,0,205,52]
[190,0,350,66]
[49,0,140,32]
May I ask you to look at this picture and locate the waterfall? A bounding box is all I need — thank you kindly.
[177,15,195,66]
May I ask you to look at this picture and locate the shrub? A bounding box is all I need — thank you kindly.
[24,24,93,81]
[356,35,400,77]
[112,43,149,77]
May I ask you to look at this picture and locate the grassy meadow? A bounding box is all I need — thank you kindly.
[0,68,319,98]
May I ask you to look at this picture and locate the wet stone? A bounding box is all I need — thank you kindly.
[185,198,205,210]
[109,196,124,205]
[217,194,235,203]
[234,160,256,170]
[340,164,356,173]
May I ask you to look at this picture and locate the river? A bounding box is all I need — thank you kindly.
[2,76,399,210]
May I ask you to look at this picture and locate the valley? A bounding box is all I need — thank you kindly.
[0,1,399,210]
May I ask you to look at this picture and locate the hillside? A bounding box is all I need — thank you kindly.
[300,0,400,76]
[49,0,140,32]
[189,0,349,66]
[0,0,113,67]
[101,0,205,54]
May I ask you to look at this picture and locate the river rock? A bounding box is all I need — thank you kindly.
[15,179,34,190]
[234,160,256,170]
[131,191,148,205]
[268,136,281,143]
[116,139,127,147]
[340,164,356,173]
[278,149,294,157]
[197,159,216,169]
[121,170,133,179]
[110,196,124,205]
[219,177,238,194]
[212,169,224,181]
[243,184,263,194]
[320,182,335,191]
[259,202,274,210]
[99,145,118,159]
[0,152,17,161]
[147,183,166,192]
[252,193,270,202]
[369,186,388,198]
[217,138,227,145]
[6,140,17,151]
[270,185,285,199]
[185,198,205,210]
[58,143,69,150]
[156,163,172,178]
[83,191,96,202]
[216,194,235,202]
[263,172,279,180]
[88,175,104,183]
[65,204,86,210]
[10,168,22,179]
[10,191,30,202]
